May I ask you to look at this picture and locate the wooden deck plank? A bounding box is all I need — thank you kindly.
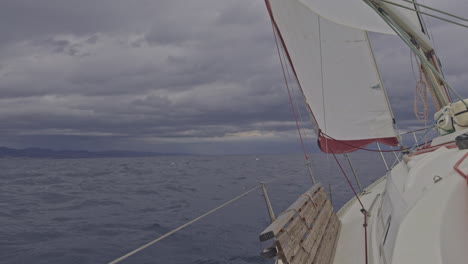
[301,188,327,226]
[300,203,318,227]
[259,210,295,242]
[259,185,321,242]
[302,200,333,259]
[290,248,310,264]
[287,214,308,238]
[312,213,341,264]
[280,216,309,262]
[258,184,342,264]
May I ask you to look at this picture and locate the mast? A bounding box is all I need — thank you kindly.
[364,0,451,110]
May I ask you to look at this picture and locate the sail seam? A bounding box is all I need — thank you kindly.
[318,16,327,138]
[365,31,400,138]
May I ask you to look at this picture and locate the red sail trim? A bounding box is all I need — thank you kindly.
[318,132,399,154]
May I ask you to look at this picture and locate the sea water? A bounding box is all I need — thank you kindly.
[0,153,392,264]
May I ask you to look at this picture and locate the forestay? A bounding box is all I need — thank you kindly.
[266,0,399,153]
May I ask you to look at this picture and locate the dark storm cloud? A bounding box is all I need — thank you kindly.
[0,0,466,153]
[0,0,167,46]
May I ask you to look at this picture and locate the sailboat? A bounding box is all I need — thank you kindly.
[258,0,468,264]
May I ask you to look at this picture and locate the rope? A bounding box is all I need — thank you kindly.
[363,211,369,264]
[414,61,429,123]
[410,112,444,151]
[107,185,262,264]
[422,65,442,111]
[331,153,368,264]
[399,127,431,135]
[331,153,364,209]
[281,40,313,159]
[279,35,311,149]
[270,20,309,160]
[369,0,468,109]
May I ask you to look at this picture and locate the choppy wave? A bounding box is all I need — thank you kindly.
[0,153,390,263]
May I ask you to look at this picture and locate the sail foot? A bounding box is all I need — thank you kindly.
[318,132,399,154]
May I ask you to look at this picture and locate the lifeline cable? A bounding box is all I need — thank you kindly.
[331,153,369,264]
[107,184,262,264]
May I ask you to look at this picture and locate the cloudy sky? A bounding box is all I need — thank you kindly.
[0,0,466,154]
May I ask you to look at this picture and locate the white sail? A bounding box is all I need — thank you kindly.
[299,0,395,35]
[266,0,398,153]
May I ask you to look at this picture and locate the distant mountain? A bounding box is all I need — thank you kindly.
[0,147,186,158]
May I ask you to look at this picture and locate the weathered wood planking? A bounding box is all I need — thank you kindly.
[290,248,309,264]
[258,184,341,264]
[327,214,342,264]
[278,189,328,263]
[259,209,296,241]
[278,216,309,262]
[288,214,308,239]
[280,191,329,263]
[302,187,327,211]
[259,184,321,242]
[302,200,333,258]
[312,213,341,264]
[299,188,327,226]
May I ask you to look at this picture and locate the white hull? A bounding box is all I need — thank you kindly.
[333,131,468,264]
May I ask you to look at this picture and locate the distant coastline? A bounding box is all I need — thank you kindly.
[0,147,187,158]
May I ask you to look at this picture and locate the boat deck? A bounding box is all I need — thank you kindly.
[333,145,468,264]
[333,177,386,264]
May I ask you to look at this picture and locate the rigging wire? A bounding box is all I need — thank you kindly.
[331,154,364,209]
[331,153,369,264]
[413,0,429,36]
[370,2,468,108]
[270,20,310,161]
[397,0,468,23]
[280,38,312,156]
[274,20,318,183]
[417,0,438,50]
[106,162,314,264]
[107,184,262,264]
[410,112,443,151]
[379,0,468,29]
